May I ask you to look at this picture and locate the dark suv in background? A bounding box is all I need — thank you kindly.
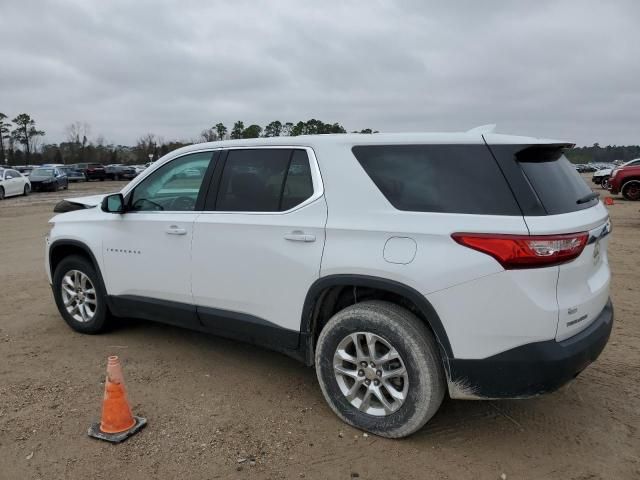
[75,163,106,181]
[105,164,138,181]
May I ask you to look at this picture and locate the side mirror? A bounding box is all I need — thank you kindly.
[101,193,125,213]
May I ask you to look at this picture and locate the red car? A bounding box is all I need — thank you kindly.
[609,161,640,200]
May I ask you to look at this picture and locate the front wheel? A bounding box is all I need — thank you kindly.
[315,301,445,438]
[0,187,4,200]
[23,184,30,196]
[52,255,112,334]
[622,180,640,201]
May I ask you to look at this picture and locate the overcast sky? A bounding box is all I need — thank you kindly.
[1,0,638,146]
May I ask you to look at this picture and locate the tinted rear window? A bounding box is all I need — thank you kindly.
[351,145,521,215]
[516,147,597,214]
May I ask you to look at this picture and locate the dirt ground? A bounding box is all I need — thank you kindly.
[0,177,638,480]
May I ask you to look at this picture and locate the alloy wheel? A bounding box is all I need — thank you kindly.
[333,332,409,416]
[60,270,98,323]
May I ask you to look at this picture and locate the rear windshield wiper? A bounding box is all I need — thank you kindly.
[576,192,600,204]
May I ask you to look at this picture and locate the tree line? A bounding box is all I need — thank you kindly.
[0,113,379,166]
[1,111,637,166]
[564,143,640,164]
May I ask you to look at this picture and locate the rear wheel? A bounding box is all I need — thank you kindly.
[52,255,111,334]
[622,180,640,201]
[23,184,30,196]
[315,301,445,438]
[601,178,611,189]
[0,187,4,200]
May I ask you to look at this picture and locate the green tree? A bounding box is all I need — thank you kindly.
[215,123,227,140]
[11,113,45,160]
[0,113,10,164]
[282,122,294,136]
[263,120,282,137]
[230,121,245,139]
[242,124,262,138]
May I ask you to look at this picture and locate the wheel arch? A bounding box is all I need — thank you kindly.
[300,275,453,368]
[49,239,104,287]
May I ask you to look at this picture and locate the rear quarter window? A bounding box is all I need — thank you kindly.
[351,144,521,215]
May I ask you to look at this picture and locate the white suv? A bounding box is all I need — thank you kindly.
[46,130,613,438]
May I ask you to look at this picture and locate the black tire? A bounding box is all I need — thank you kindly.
[53,182,59,192]
[601,178,611,190]
[315,301,445,438]
[23,184,30,196]
[114,174,120,181]
[0,186,4,200]
[621,180,640,201]
[52,255,111,334]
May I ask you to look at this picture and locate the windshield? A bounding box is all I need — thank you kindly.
[31,168,54,176]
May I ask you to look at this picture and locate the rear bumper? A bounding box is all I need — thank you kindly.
[447,299,613,399]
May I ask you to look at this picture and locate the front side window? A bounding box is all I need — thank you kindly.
[129,151,213,212]
[215,149,314,212]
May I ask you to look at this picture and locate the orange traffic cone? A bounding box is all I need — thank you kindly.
[604,197,614,206]
[88,356,147,443]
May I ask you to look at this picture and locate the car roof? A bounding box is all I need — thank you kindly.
[165,129,572,159]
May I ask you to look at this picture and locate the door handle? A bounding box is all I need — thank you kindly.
[166,226,187,235]
[284,232,316,242]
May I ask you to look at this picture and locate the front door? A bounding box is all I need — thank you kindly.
[191,147,327,348]
[101,150,216,326]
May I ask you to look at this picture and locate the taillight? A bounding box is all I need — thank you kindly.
[451,232,589,269]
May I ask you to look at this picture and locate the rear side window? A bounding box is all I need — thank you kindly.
[216,149,314,212]
[352,145,521,215]
[516,147,597,214]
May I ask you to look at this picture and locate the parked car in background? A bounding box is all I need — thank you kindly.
[75,163,106,181]
[60,166,87,182]
[0,167,31,199]
[132,165,146,175]
[591,163,618,188]
[47,130,612,438]
[15,165,35,177]
[105,164,137,180]
[609,160,640,200]
[29,167,68,192]
[597,159,640,190]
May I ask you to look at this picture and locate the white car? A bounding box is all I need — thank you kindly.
[45,129,613,438]
[0,167,31,199]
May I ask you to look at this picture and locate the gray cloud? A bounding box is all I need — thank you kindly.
[1,0,639,146]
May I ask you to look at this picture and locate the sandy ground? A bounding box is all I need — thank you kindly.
[0,177,638,480]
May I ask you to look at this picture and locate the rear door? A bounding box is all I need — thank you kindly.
[488,142,610,341]
[191,147,326,347]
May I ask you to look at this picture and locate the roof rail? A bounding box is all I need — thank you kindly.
[466,124,496,134]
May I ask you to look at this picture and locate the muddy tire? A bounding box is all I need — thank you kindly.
[52,255,112,334]
[315,300,445,438]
